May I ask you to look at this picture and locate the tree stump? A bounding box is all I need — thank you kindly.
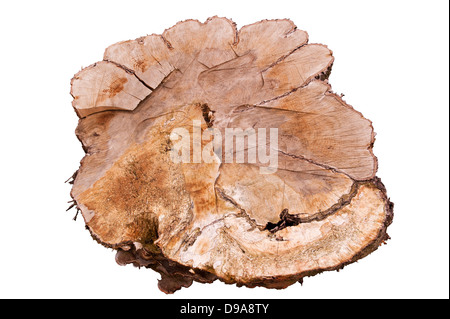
[69,17,393,293]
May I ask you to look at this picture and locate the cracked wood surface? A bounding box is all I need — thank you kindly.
[69,17,393,294]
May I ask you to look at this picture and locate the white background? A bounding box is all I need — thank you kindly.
[0,0,448,299]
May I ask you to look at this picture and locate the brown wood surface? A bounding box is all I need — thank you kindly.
[69,17,393,293]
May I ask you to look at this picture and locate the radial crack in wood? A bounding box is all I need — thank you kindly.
[69,17,393,294]
[71,61,152,118]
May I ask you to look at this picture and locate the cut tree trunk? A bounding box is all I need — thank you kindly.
[69,17,393,294]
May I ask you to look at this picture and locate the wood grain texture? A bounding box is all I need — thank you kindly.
[69,17,393,294]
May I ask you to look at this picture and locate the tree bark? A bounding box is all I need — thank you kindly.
[69,17,393,294]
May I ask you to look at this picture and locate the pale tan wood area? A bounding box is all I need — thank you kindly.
[69,17,393,293]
